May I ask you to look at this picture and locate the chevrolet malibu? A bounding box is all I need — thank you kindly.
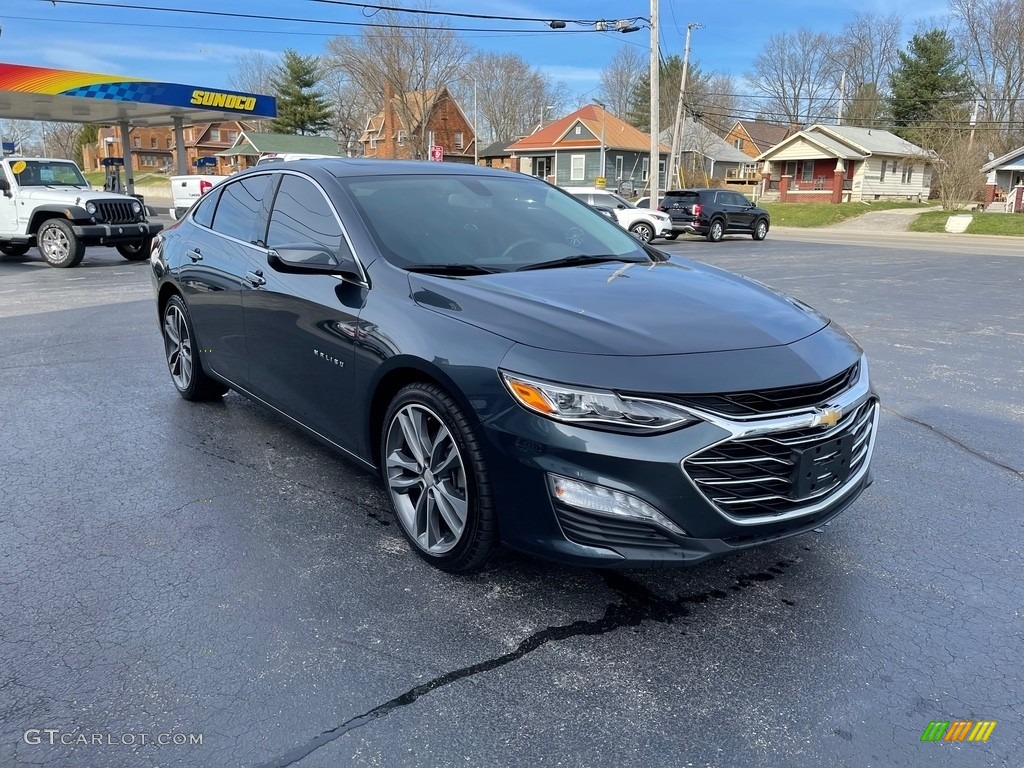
[151,160,878,573]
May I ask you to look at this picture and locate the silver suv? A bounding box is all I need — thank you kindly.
[561,186,672,242]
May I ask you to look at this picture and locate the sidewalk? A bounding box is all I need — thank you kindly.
[826,205,942,232]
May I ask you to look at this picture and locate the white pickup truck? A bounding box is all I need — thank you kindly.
[0,156,163,268]
[170,173,228,219]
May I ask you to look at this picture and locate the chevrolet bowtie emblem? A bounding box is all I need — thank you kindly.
[813,407,842,428]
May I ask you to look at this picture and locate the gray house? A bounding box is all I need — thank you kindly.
[660,118,755,187]
[506,104,669,193]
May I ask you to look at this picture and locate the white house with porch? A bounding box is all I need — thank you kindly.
[981,146,1024,211]
[755,125,932,204]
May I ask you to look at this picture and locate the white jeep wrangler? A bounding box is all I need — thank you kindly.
[0,157,164,268]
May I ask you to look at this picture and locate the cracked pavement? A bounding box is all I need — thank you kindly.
[0,229,1021,767]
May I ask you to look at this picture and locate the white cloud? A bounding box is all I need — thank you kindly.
[540,65,602,84]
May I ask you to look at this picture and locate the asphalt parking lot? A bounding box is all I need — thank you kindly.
[1,227,1021,767]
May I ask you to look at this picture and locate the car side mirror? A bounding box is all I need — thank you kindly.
[0,179,10,197]
[616,203,626,209]
[268,244,363,282]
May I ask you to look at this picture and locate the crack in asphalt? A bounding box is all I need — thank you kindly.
[882,405,1024,478]
[253,560,796,768]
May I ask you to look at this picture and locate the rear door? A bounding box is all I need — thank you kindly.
[177,173,275,387]
[243,172,362,449]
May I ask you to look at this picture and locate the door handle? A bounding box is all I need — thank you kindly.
[187,248,202,262]
[245,270,266,288]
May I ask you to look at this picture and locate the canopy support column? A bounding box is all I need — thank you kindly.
[173,117,187,175]
[118,120,135,197]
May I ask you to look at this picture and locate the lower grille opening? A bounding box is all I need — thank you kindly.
[554,504,680,551]
[684,398,878,519]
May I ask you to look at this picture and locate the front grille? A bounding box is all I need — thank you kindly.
[95,200,137,224]
[554,505,680,551]
[665,362,860,417]
[684,398,878,519]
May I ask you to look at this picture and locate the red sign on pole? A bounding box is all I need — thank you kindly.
[430,145,444,162]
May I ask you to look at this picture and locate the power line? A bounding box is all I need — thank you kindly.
[299,0,646,27]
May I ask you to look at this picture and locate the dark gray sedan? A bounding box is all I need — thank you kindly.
[151,160,877,572]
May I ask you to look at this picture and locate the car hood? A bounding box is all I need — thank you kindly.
[17,188,135,205]
[409,257,828,355]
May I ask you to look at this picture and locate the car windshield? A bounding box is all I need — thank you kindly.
[11,160,88,188]
[341,174,649,272]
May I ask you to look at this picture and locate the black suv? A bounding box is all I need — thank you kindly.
[660,188,770,242]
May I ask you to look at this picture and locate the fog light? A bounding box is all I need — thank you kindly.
[547,474,687,536]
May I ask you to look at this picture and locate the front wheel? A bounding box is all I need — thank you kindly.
[117,238,153,260]
[629,222,654,242]
[0,243,31,257]
[706,219,725,243]
[37,219,85,268]
[161,294,228,401]
[752,219,769,241]
[382,383,498,572]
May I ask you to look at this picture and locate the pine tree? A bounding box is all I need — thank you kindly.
[888,30,971,131]
[268,50,332,135]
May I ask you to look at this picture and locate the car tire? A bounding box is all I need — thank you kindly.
[116,238,153,261]
[629,222,655,242]
[382,383,498,573]
[161,294,228,401]
[752,219,769,241]
[663,233,679,240]
[706,219,725,243]
[0,243,31,257]
[37,219,85,268]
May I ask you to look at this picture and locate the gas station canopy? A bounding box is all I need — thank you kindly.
[0,62,276,126]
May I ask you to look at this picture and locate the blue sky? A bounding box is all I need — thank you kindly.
[1,0,952,98]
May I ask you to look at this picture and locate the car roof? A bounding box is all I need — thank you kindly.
[242,158,523,181]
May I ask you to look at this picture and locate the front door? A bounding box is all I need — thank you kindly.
[243,173,362,449]
[0,166,20,236]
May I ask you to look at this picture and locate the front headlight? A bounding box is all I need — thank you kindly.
[501,371,698,431]
[131,200,142,214]
[85,202,97,215]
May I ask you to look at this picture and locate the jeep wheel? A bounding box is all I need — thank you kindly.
[37,219,85,268]
[629,221,655,242]
[0,243,31,257]
[117,238,152,261]
[706,219,725,243]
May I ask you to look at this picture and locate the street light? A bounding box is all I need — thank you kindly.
[592,99,607,182]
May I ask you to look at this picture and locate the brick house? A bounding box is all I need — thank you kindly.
[755,124,932,204]
[723,120,795,160]
[82,121,251,174]
[506,104,668,192]
[359,85,476,163]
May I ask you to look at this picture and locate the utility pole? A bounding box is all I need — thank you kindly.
[836,70,846,125]
[592,99,607,181]
[649,0,660,210]
[969,98,980,149]
[668,22,700,190]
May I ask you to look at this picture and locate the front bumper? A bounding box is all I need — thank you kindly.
[482,362,877,568]
[72,221,163,243]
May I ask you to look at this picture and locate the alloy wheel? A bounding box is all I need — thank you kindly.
[40,227,69,261]
[385,403,468,555]
[163,304,194,391]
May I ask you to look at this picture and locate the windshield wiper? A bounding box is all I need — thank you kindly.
[406,263,504,275]
[517,254,649,272]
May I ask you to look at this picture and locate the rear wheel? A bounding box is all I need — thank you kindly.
[117,237,152,261]
[382,383,498,573]
[752,218,769,241]
[663,232,679,241]
[161,294,228,401]
[37,219,85,268]
[706,218,725,243]
[0,243,30,257]
[629,221,655,242]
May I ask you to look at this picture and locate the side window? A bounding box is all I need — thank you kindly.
[210,174,273,242]
[267,175,348,257]
[591,194,617,207]
[191,187,220,228]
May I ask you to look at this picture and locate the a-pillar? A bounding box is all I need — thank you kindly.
[118,120,135,198]
[831,159,845,203]
[173,116,188,175]
[779,174,791,202]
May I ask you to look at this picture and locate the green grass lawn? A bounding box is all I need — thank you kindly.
[760,200,932,227]
[908,210,1024,236]
[82,170,172,190]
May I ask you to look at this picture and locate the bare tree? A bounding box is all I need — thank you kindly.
[41,122,82,159]
[599,46,646,119]
[950,0,1024,147]
[324,8,471,160]
[835,13,902,126]
[228,50,278,131]
[905,103,985,209]
[455,52,570,142]
[688,71,741,137]
[0,120,40,155]
[746,28,842,125]
[322,68,374,155]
